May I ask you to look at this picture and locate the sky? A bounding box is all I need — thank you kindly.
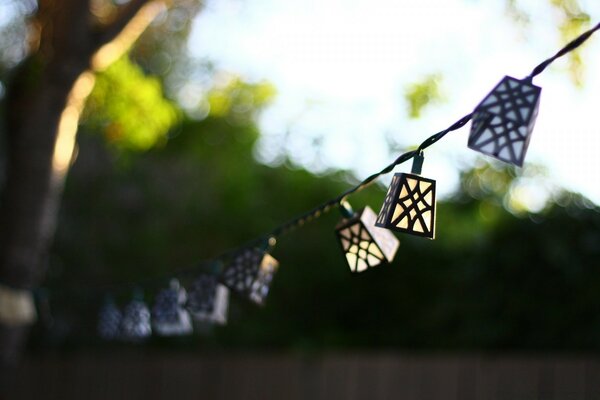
[187,0,600,208]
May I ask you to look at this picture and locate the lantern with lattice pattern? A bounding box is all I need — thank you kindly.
[220,248,279,306]
[468,76,541,167]
[336,205,399,272]
[376,153,436,239]
[151,279,193,336]
[120,293,152,341]
[187,274,229,325]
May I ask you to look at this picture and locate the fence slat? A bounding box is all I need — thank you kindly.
[8,353,600,400]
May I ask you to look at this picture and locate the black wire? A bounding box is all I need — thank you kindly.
[269,112,474,238]
[527,21,600,81]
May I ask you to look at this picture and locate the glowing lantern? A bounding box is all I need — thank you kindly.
[376,153,436,238]
[335,204,399,272]
[468,76,541,166]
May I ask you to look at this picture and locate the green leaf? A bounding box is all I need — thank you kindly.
[84,56,181,151]
[404,73,444,119]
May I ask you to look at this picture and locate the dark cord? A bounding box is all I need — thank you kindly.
[527,22,600,81]
[269,112,474,238]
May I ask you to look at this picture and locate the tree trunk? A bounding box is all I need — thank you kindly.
[0,0,95,366]
[0,57,88,362]
[0,0,161,373]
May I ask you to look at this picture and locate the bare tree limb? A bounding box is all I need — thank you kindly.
[91,0,168,70]
[93,0,155,48]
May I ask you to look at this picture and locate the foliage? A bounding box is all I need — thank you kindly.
[83,56,180,151]
[404,74,444,119]
[550,0,591,86]
[0,0,35,75]
[507,0,592,86]
[205,74,277,122]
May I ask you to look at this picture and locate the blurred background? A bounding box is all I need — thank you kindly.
[1,0,600,398]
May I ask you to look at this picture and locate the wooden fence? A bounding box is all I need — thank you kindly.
[5,352,600,399]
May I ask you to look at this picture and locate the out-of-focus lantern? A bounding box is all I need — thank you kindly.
[468,76,541,167]
[220,245,279,306]
[187,274,229,325]
[97,296,122,340]
[120,291,152,341]
[151,279,193,336]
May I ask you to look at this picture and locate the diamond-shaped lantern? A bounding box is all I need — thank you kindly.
[468,76,541,167]
[120,294,152,341]
[151,279,193,336]
[220,248,279,306]
[187,274,229,325]
[335,205,399,272]
[97,296,122,340]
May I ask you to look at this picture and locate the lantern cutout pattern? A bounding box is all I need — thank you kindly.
[336,205,400,272]
[187,274,229,325]
[376,169,436,239]
[97,297,122,340]
[468,76,541,167]
[151,279,193,336]
[220,248,279,306]
[120,296,152,341]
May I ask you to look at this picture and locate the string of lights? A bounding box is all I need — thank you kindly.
[90,21,600,340]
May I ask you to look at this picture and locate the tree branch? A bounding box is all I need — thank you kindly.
[93,0,155,48]
[91,0,168,70]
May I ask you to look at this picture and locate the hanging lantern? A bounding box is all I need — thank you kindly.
[120,291,152,341]
[220,244,279,306]
[151,279,193,336]
[97,296,122,340]
[187,274,229,325]
[335,203,399,272]
[468,76,541,167]
[376,152,436,238]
